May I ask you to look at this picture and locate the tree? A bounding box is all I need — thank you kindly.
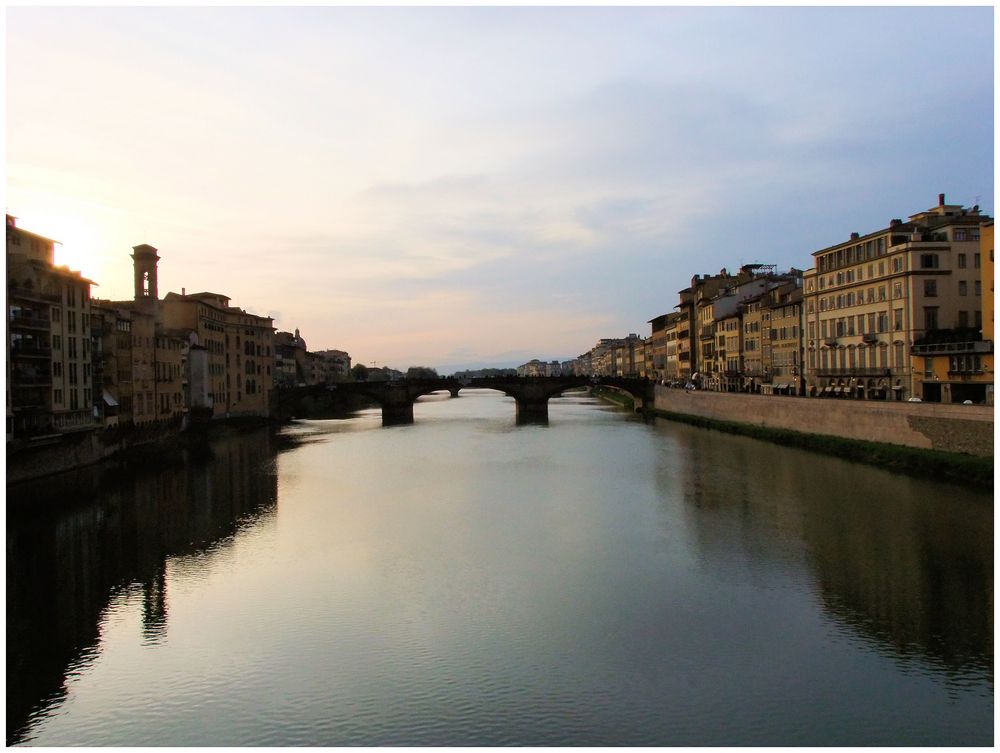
[406,366,439,380]
[351,363,369,381]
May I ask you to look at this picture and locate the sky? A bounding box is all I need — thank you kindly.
[6,6,994,373]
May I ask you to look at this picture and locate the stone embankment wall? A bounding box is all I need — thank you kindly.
[654,386,994,457]
[7,420,189,485]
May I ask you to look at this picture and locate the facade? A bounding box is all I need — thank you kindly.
[804,195,990,401]
[310,349,352,383]
[7,215,96,440]
[161,290,274,419]
[274,329,307,387]
[91,245,189,428]
[766,284,804,395]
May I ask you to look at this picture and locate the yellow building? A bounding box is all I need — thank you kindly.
[767,285,804,396]
[908,218,995,404]
[804,194,989,400]
[162,290,274,418]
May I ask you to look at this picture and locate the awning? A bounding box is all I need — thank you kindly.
[102,389,119,407]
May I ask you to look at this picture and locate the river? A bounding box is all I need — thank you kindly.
[6,389,993,745]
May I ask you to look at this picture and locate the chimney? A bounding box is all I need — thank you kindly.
[850,232,860,240]
[182,287,185,296]
[939,193,946,207]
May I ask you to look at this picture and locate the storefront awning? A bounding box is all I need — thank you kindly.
[102,389,119,407]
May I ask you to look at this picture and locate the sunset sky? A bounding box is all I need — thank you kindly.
[6,7,993,373]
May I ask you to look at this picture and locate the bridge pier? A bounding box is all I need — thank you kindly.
[448,386,461,398]
[515,398,548,425]
[381,402,414,426]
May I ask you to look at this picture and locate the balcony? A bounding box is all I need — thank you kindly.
[11,372,52,386]
[9,312,51,330]
[911,341,992,356]
[9,287,61,304]
[814,367,891,378]
[11,345,52,359]
[862,332,877,344]
[823,337,838,346]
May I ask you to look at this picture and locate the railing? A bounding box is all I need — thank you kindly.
[862,333,877,343]
[911,341,992,355]
[11,345,52,359]
[814,367,891,377]
[823,337,838,346]
[11,373,52,386]
[9,312,51,329]
[9,287,61,303]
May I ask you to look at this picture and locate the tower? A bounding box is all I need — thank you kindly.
[132,244,160,315]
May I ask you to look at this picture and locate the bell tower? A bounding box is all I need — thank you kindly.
[132,244,160,315]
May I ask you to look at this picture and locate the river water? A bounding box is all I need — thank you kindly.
[6,389,993,745]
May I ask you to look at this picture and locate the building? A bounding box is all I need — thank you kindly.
[91,245,189,428]
[804,194,990,400]
[161,289,274,419]
[305,349,352,385]
[7,215,96,440]
[274,329,307,387]
[766,284,804,395]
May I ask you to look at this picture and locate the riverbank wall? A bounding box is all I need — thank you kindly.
[6,416,269,485]
[653,386,993,457]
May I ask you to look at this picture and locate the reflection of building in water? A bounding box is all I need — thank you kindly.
[142,567,169,644]
[663,421,993,677]
[6,430,279,745]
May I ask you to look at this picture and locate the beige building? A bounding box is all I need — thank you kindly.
[162,290,274,418]
[91,245,189,428]
[804,194,990,400]
[767,284,804,396]
[7,214,96,440]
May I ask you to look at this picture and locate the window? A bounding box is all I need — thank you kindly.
[54,389,63,404]
[920,254,939,269]
[892,257,903,273]
[894,343,904,367]
[878,313,888,333]
[958,310,969,328]
[52,335,61,350]
[878,286,887,301]
[924,279,937,297]
[975,280,982,296]
[958,253,967,268]
[955,228,967,241]
[53,361,63,377]
[893,309,903,330]
[893,282,902,299]
[924,307,939,330]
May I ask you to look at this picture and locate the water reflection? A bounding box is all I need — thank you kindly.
[657,419,993,682]
[6,430,279,745]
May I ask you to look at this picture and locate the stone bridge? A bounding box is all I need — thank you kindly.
[280,376,655,425]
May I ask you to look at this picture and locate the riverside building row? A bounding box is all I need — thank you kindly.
[643,195,993,404]
[6,216,351,443]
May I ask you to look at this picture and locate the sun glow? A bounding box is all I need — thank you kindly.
[11,209,107,284]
